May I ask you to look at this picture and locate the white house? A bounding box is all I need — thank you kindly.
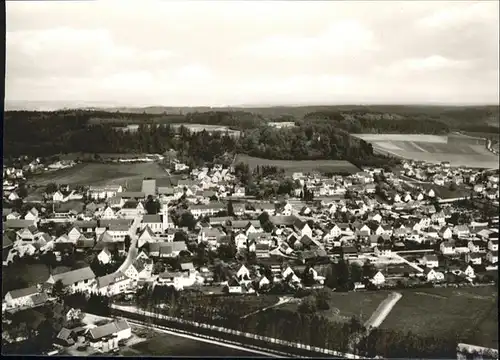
[46,267,96,294]
[4,286,39,309]
[97,248,113,264]
[124,257,153,281]
[440,241,455,255]
[370,271,386,286]
[236,265,251,281]
[88,319,131,351]
[423,268,444,282]
[52,191,65,202]
[87,185,123,200]
[101,207,117,220]
[422,254,439,268]
[488,239,498,252]
[466,253,482,265]
[94,272,131,296]
[486,251,498,264]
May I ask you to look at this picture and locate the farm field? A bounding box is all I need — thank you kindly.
[122,333,259,357]
[277,291,390,324]
[171,123,241,137]
[352,134,499,168]
[380,286,498,349]
[233,154,360,174]
[26,162,168,188]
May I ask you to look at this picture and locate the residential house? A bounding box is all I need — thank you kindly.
[453,225,470,238]
[4,286,40,309]
[422,254,439,268]
[422,268,444,282]
[233,186,246,197]
[95,272,131,296]
[369,271,386,286]
[488,239,498,252]
[124,257,153,281]
[88,319,131,351]
[46,267,96,294]
[466,253,482,265]
[148,241,188,258]
[468,240,486,253]
[486,250,498,264]
[88,185,123,200]
[293,219,313,238]
[440,241,455,255]
[97,248,113,264]
[198,228,225,247]
[439,227,453,240]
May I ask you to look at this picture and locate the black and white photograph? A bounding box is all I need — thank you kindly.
[2,0,499,358]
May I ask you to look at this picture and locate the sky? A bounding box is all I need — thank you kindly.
[5,0,500,108]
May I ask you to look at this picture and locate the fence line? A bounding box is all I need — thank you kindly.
[111,304,365,359]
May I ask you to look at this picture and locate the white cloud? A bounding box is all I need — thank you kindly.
[418,2,498,28]
[238,20,377,59]
[5,1,499,106]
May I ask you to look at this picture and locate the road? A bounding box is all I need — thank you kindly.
[391,253,424,273]
[116,215,143,274]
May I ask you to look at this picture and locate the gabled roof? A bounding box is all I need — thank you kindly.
[49,267,95,286]
[89,320,130,340]
[4,219,36,229]
[97,272,127,288]
[142,214,162,223]
[7,286,39,299]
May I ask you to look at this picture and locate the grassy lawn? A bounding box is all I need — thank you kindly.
[278,291,390,324]
[3,263,72,291]
[127,333,258,356]
[27,162,168,187]
[233,154,359,174]
[381,286,498,349]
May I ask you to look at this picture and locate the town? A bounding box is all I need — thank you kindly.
[2,154,499,357]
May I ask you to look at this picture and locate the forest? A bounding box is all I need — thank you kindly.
[3,110,389,167]
[4,106,498,164]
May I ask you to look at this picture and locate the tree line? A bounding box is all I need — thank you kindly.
[4,110,394,167]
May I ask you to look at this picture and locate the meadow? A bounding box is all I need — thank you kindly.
[353,134,498,168]
[27,162,168,189]
[277,291,389,324]
[122,333,258,356]
[233,154,360,174]
[380,286,498,349]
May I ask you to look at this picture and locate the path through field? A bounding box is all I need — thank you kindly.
[240,296,295,319]
[364,292,403,329]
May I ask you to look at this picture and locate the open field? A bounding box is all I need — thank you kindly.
[121,333,258,356]
[381,286,498,349]
[278,291,389,324]
[3,263,72,291]
[233,154,360,174]
[27,162,167,188]
[352,134,498,168]
[171,123,241,137]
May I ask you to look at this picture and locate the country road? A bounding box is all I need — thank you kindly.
[115,215,142,275]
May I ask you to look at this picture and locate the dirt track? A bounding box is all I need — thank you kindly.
[364,292,402,329]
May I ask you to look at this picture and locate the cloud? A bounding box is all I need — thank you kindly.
[417,2,498,29]
[238,20,377,59]
[5,1,499,106]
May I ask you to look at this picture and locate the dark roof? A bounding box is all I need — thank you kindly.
[4,219,36,229]
[99,218,132,228]
[3,232,15,249]
[120,192,145,198]
[8,286,39,299]
[269,216,298,227]
[143,214,162,223]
